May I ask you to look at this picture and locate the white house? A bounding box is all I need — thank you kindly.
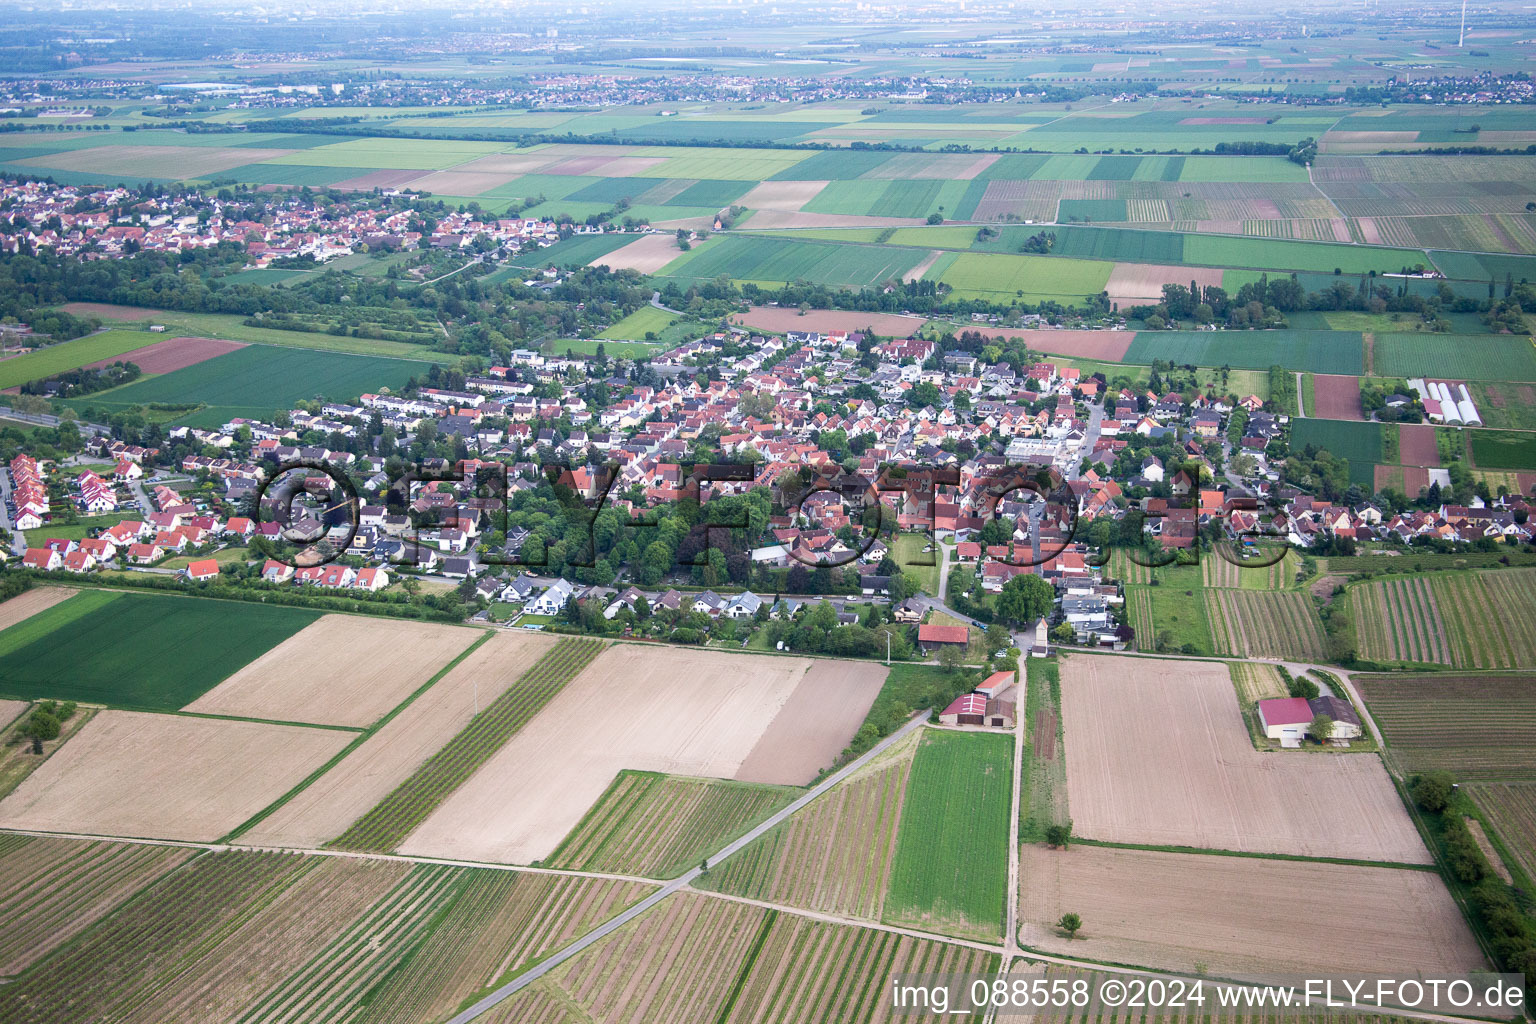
[725,591,763,619]
[527,578,575,615]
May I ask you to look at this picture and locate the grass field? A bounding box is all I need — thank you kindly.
[883,728,1011,942]
[1125,563,1213,655]
[1373,333,1536,381]
[67,343,423,429]
[1469,428,1536,470]
[546,771,795,878]
[1021,657,1068,842]
[331,637,605,852]
[0,591,318,710]
[1123,329,1363,374]
[0,330,160,390]
[58,305,436,359]
[596,304,679,340]
[933,251,1113,303]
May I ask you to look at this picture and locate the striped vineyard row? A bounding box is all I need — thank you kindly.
[1353,674,1536,782]
[547,772,795,879]
[1352,577,1450,665]
[1125,588,1155,650]
[234,863,463,1024]
[331,637,607,852]
[1107,549,1151,586]
[490,894,771,1024]
[699,751,914,921]
[1430,569,1536,670]
[721,911,998,1023]
[0,836,193,976]
[0,850,309,1024]
[485,893,998,1024]
[349,872,656,1024]
[1205,589,1328,662]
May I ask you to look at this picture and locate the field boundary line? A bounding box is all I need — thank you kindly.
[169,710,364,733]
[1070,837,1438,872]
[692,887,1003,956]
[217,628,495,843]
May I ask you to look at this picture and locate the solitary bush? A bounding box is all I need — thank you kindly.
[1411,771,1456,814]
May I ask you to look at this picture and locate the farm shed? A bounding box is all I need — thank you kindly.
[1257,695,1361,746]
[918,623,969,651]
[939,693,988,726]
[976,671,1015,699]
[1257,697,1313,747]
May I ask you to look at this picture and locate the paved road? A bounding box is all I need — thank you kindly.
[444,712,932,1024]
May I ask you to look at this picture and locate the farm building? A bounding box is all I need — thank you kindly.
[918,623,969,652]
[975,671,1015,699]
[938,692,1015,728]
[1257,695,1362,747]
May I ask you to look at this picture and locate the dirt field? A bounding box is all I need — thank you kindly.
[1060,655,1429,862]
[239,631,555,848]
[60,302,176,321]
[17,145,292,179]
[1400,423,1441,466]
[597,233,689,273]
[736,180,830,211]
[83,336,245,374]
[184,615,481,727]
[1018,845,1484,978]
[966,328,1135,362]
[735,659,888,784]
[399,647,839,864]
[1105,264,1224,305]
[1310,374,1365,420]
[0,710,351,841]
[0,587,75,633]
[730,305,932,337]
[397,169,520,195]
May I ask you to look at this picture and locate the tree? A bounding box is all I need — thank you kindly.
[937,643,966,672]
[1050,622,1076,645]
[1057,912,1082,940]
[1309,713,1335,745]
[995,573,1054,626]
[1044,820,1073,848]
[22,709,59,754]
[985,623,1010,652]
[1410,771,1456,814]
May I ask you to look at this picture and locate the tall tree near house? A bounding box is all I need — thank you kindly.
[1310,713,1335,745]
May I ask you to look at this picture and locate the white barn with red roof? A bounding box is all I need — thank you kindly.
[1257,696,1314,747]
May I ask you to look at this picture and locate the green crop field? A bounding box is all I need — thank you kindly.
[1292,418,1384,462]
[883,729,1011,942]
[933,251,1113,303]
[1123,330,1363,374]
[509,232,637,270]
[1470,429,1536,470]
[1182,235,1425,274]
[0,330,154,390]
[331,637,605,852]
[657,234,927,289]
[67,344,423,429]
[1058,198,1128,222]
[0,591,318,710]
[1124,563,1214,656]
[1373,334,1536,381]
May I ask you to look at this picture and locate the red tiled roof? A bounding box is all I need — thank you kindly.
[1258,696,1313,727]
[918,624,969,644]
